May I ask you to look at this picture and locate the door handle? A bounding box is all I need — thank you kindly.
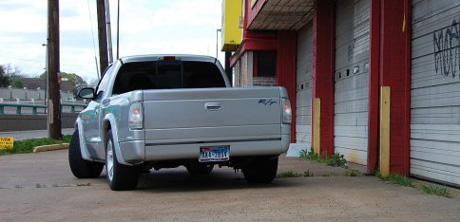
[204,102,221,111]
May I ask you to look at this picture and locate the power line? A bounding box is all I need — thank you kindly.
[0,56,44,64]
[87,0,100,78]
[0,55,84,67]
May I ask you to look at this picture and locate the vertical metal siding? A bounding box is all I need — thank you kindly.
[411,0,460,186]
[296,22,313,147]
[334,0,370,165]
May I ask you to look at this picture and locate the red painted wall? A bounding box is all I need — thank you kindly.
[378,0,411,175]
[277,32,297,142]
[312,0,335,157]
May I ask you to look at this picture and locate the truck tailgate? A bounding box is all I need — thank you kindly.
[142,87,282,144]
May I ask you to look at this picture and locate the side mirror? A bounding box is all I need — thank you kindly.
[77,88,95,99]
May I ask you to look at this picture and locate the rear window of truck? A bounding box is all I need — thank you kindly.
[112,61,226,94]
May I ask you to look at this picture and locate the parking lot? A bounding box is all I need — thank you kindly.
[1,150,459,222]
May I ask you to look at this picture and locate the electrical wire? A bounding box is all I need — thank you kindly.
[86,0,101,79]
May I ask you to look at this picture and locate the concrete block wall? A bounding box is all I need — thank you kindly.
[0,87,74,102]
[253,77,277,86]
[0,113,78,132]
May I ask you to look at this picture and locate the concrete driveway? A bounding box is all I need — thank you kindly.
[0,150,459,222]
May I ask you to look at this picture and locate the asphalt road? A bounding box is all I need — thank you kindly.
[1,150,459,222]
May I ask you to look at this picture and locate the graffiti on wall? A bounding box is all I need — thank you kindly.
[433,19,460,79]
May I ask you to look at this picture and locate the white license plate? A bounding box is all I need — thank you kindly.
[199,146,230,162]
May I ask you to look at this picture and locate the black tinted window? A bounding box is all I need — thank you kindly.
[257,51,277,77]
[95,65,113,100]
[112,61,225,94]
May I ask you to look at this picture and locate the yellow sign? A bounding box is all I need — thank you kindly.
[221,0,243,52]
[0,137,14,149]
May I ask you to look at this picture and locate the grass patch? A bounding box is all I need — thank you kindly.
[299,148,348,168]
[277,171,303,178]
[419,185,452,198]
[0,135,71,155]
[379,174,453,198]
[380,174,414,187]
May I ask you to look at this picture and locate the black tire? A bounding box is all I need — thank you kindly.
[242,157,278,183]
[105,130,139,191]
[68,129,104,178]
[186,163,214,175]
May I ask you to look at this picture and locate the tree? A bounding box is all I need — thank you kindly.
[40,71,88,94]
[0,65,10,87]
[3,64,23,77]
[13,79,24,88]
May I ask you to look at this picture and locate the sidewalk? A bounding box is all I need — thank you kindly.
[0,128,75,140]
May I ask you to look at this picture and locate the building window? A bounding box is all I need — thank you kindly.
[256,51,277,77]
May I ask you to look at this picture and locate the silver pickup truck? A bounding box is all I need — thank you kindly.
[69,55,291,190]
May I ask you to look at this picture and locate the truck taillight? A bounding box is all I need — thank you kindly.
[129,102,143,129]
[282,98,292,124]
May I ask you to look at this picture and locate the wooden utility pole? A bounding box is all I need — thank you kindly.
[96,0,109,77]
[225,52,232,86]
[47,0,62,139]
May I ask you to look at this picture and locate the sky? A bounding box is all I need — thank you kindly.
[0,0,224,84]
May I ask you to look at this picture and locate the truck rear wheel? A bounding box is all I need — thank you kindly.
[68,129,104,178]
[106,130,139,191]
[242,156,278,183]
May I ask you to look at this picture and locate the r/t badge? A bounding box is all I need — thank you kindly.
[258,99,277,106]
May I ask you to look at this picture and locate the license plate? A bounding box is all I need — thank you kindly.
[199,145,230,162]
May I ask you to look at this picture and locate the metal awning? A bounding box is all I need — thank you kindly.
[248,0,314,31]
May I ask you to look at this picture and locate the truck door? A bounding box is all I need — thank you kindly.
[81,66,112,159]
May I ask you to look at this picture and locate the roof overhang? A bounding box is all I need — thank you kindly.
[247,0,314,31]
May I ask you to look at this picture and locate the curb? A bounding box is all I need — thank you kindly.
[33,143,70,153]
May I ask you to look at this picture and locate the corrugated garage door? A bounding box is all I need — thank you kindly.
[296,22,313,148]
[410,0,460,186]
[334,0,370,165]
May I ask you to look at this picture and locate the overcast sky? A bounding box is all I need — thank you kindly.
[0,0,224,83]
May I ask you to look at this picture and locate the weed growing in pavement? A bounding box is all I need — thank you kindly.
[35,183,47,188]
[299,148,326,164]
[0,135,71,155]
[76,183,92,187]
[277,171,303,178]
[299,149,309,159]
[326,153,347,167]
[303,170,314,177]
[52,183,72,188]
[419,185,452,198]
[14,185,23,189]
[345,169,362,177]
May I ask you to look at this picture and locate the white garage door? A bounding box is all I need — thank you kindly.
[334,0,370,165]
[410,0,460,186]
[296,22,313,148]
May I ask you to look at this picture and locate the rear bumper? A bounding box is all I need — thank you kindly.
[118,135,290,164]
